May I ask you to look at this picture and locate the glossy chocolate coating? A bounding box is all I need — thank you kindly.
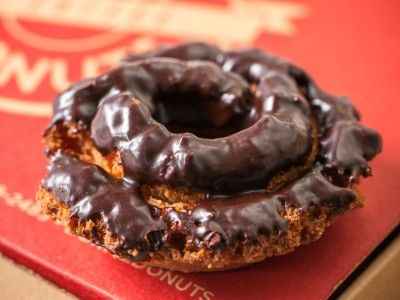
[43,152,166,260]
[44,151,356,253]
[90,62,312,193]
[45,42,382,257]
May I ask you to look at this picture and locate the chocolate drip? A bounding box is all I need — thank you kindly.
[44,151,356,254]
[289,66,382,180]
[43,151,167,260]
[168,166,356,249]
[44,42,382,256]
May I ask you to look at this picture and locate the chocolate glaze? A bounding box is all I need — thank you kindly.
[44,42,382,258]
[43,151,167,260]
[168,166,356,249]
[89,62,312,193]
[123,42,382,181]
[44,151,356,253]
[288,66,382,180]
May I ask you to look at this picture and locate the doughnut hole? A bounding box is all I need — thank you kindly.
[151,89,253,138]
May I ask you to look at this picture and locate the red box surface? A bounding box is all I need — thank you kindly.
[0,0,399,299]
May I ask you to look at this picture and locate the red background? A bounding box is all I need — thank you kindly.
[0,0,399,299]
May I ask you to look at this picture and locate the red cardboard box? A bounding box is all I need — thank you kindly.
[0,0,399,299]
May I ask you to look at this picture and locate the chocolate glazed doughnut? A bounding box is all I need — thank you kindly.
[37,42,382,272]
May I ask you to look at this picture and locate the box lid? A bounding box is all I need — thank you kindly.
[0,0,399,299]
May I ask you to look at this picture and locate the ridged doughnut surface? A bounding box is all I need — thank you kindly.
[37,42,382,272]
